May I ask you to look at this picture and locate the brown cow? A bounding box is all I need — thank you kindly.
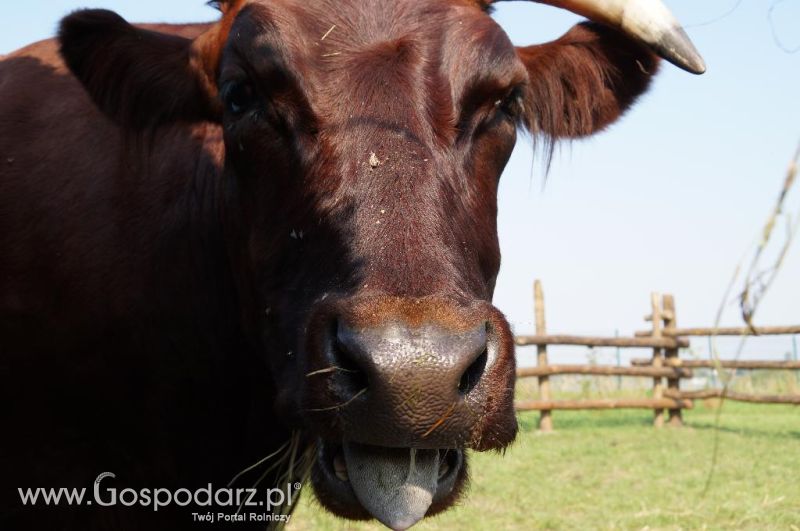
[0,0,702,529]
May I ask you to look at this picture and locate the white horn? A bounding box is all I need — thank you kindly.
[534,0,706,74]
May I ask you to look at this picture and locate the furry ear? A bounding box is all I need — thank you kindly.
[517,22,659,139]
[59,9,221,129]
[207,0,242,14]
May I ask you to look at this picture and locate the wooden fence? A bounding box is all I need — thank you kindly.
[515,280,800,431]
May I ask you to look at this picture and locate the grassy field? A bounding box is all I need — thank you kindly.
[288,401,800,530]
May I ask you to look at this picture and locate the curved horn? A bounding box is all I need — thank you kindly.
[498,0,706,74]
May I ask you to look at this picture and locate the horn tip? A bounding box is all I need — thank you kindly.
[671,54,706,75]
[654,26,707,75]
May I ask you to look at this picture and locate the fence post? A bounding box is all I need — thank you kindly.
[651,293,664,428]
[534,280,553,432]
[615,329,622,391]
[663,294,683,426]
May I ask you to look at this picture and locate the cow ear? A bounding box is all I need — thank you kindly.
[58,9,221,129]
[517,22,659,139]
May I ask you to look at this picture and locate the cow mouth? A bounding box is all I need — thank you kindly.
[312,440,464,530]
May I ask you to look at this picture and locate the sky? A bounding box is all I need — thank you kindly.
[2,1,798,363]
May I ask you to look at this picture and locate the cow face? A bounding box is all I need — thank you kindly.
[58,0,685,526]
[214,4,523,523]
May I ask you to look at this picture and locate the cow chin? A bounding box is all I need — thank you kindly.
[310,439,469,529]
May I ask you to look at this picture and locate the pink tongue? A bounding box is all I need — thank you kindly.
[342,442,439,531]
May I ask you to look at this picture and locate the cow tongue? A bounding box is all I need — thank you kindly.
[342,442,439,531]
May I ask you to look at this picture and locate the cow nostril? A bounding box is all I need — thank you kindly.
[458,348,487,396]
[330,330,369,397]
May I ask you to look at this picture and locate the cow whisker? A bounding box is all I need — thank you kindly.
[267,435,317,531]
[236,431,314,525]
[305,388,366,412]
[274,431,301,491]
[227,439,291,487]
[254,455,290,490]
[275,433,311,494]
[305,366,357,377]
[235,451,292,515]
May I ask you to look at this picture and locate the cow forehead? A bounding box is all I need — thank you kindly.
[239,0,495,43]
[227,0,524,112]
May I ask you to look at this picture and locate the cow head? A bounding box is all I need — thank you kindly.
[58,0,702,528]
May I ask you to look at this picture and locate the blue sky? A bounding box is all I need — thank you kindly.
[3,1,798,362]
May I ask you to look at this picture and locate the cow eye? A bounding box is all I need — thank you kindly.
[221,80,255,115]
[494,88,523,121]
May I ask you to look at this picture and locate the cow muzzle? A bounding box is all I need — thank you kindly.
[301,296,517,528]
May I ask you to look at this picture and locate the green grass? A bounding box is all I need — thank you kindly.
[288,402,800,530]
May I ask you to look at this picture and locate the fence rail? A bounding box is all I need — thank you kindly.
[515,280,800,431]
[517,365,693,378]
[516,398,694,411]
[515,335,689,349]
[634,325,800,337]
[664,389,800,405]
[631,358,800,369]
